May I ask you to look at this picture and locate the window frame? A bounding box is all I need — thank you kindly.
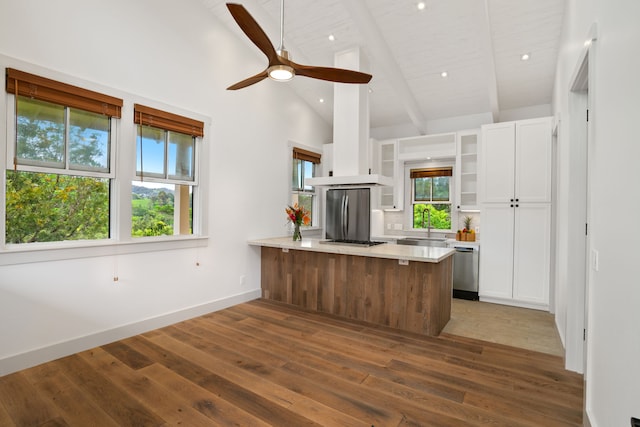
[6,97,117,180]
[1,58,210,264]
[404,160,457,233]
[5,87,118,246]
[132,125,202,238]
[289,143,322,229]
[134,126,199,186]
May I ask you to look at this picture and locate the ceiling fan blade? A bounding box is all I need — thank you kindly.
[291,63,372,84]
[226,3,278,64]
[227,70,269,90]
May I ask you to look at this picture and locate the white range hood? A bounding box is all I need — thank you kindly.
[306,48,392,187]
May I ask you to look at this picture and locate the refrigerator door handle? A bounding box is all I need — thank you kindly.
[342,195,349,238]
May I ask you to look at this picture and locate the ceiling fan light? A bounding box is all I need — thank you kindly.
[268,65,295,81]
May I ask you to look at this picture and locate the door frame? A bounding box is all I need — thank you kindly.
[564,23,597,375]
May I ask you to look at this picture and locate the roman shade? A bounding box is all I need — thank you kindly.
[410,167,453,179]
[6,68,122,117]
[293,147,321,164]
[134,104,204,137]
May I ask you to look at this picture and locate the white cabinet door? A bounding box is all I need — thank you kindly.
[513,203,551,305]
[478,204,514,299]
[480,122,515,203]
[515,118,552,203]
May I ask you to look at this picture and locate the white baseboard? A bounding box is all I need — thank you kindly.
[584,407,593,427]
[0,289,261,376]
[479,295,550,311]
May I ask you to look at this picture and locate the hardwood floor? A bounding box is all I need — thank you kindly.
[0,299,583,426]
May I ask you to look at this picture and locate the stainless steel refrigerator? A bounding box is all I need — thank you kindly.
[325,188,371,243]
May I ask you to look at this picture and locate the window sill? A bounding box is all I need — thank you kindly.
[0,235,209,266]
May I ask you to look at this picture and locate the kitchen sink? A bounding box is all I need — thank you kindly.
[396,237,448,248]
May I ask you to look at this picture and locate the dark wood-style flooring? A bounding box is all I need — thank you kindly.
[0,299,583,426]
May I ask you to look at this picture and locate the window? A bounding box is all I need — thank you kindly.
[5,68,121,244]
[291,146,321,227]
[133,104,203,237]
[410,167,452,230]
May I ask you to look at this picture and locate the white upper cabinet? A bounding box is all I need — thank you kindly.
[480,122,516,203]
[480,117,552,204]
[515,119,553,203]
[455,129,480,210]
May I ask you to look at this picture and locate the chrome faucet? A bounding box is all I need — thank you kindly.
[422,208,432,238]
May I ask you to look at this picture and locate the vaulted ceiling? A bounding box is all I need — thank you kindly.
[201,0,565,132]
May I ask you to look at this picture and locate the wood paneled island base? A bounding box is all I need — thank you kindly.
[260,246,453,336]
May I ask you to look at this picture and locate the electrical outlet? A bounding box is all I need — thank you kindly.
[398,259,409,266]
[282,248,289,253]
[393,223,403,230]
[239,275,246,286]
[387,223,392,230]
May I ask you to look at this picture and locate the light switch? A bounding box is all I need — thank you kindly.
[398,259,409,266]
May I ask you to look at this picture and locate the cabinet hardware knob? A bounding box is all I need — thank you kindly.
[510,204,514,208]
[510,198,514,202]
[516,198,519,202]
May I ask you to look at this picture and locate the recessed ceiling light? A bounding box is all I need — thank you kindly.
[319,98,324,103]
[441,71,448,78]
[328,34,335,41]
[521,53,530,61]
[584,39,592,47]
[417,2,426,10]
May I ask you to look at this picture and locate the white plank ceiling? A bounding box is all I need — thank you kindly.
[201,0,565,132]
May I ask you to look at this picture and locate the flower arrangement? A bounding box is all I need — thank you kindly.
[285,203,310,241]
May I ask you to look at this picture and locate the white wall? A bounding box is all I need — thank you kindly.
[0,0,331,374]
[499,104,552,123]
[553,0,640,425]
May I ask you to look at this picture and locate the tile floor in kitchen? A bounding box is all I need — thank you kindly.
[443,298,564,357]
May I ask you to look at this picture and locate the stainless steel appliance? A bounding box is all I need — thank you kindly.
[326,188,374,244]
[452,244,480,300]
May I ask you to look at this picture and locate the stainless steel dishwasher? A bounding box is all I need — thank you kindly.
[451,243,479,300]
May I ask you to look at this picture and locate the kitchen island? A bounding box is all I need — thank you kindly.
[248,237,455,336]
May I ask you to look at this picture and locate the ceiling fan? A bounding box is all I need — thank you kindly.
[225,1,372,90]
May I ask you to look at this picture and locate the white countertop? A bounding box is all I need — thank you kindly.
[248,236,455,263]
